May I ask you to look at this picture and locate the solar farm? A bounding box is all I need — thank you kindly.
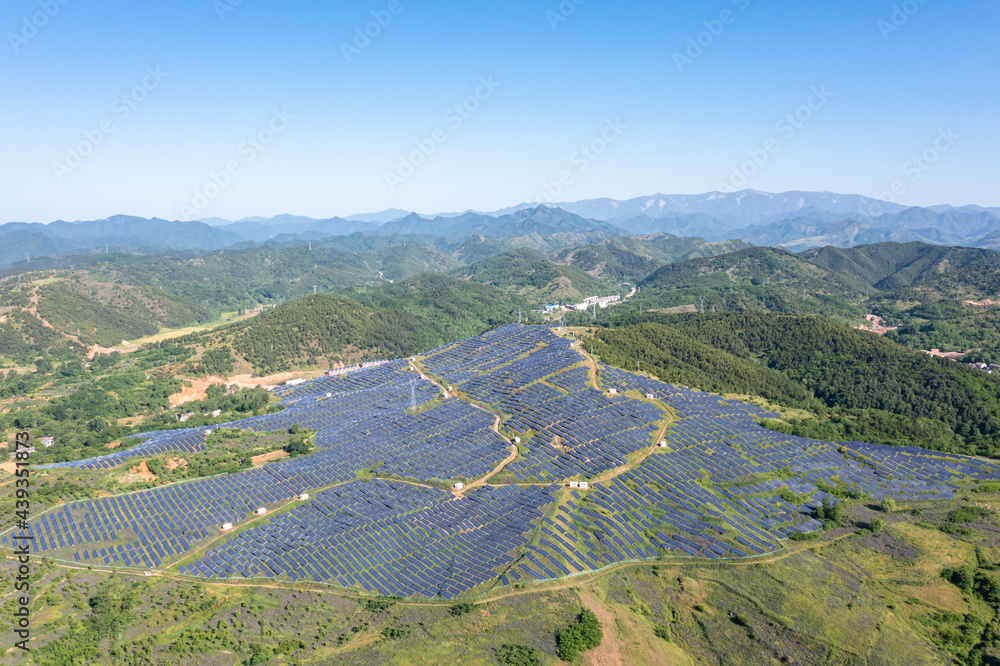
[7,324,1000,599]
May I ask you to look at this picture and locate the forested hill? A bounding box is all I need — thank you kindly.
[801,241,1000,293]
[549,234,750,283]
[451,248,610,302]
[593,312,1000,457]
[632,247,869,319]
[216,274,530,375]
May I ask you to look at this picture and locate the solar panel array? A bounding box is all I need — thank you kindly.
[180,481,557,598]
[9,324,1000,599]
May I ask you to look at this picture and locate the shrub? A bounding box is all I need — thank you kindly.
[556,610,603,661]
[788,532,819,542]
[496,644,543,666]
[381,625,411,640]
[449,602,475,617]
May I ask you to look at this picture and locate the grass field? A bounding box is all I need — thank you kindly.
[115,309,264,350]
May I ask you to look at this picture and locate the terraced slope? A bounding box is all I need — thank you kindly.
[8,325,1000,600]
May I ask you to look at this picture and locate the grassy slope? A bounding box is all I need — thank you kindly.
[204,274,532,376]
[451,248,613,303]
[633,246,869,321]
[550,234,751,283]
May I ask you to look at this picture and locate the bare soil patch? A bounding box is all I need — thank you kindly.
[251,450,289,467]
[128,461,157,482]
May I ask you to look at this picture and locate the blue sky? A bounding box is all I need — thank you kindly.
[1,0,997,222]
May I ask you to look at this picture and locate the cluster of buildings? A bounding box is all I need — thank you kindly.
[177,409,222,422]
[323,359,391,378]
[922,348,968,361]
[921,349,1000,373]
[542,294,622,315]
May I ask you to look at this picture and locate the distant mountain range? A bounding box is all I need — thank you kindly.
[4,190,1000,270]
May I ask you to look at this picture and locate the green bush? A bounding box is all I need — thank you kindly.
[449,602,476,617]
[556,610,603,661]
[496,644,543,666]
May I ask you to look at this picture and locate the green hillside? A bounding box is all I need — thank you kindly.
[219,274,531,375]
[550,234,750,283]
[803,241,1000,294]
[631,247,869,320]
[451,248,612,302]
[35,279,211,347]
[2,242,457,315]
[0,309,82,365]
[595,312,1000,456]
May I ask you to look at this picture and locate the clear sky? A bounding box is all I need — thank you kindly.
[1,0,997,222]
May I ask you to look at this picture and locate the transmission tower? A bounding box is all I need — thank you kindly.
[410,378,417,412]
[700,295,705,313]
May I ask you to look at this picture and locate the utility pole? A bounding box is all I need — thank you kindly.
[518,308,522,325]
[803,288,806,301]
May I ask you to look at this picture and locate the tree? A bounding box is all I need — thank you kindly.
[286,439,310,457]
[870,516,886,532]
[557,610,603,661]
[880,497,897,513]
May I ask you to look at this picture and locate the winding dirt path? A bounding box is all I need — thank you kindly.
[578,590,624,666]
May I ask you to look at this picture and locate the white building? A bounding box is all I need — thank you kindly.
[298,493,310,501]
[453,482,464,490]
[222,522,233,531]
[256,507,267,516]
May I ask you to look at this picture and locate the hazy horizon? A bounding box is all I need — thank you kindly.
[4,0,998,222]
